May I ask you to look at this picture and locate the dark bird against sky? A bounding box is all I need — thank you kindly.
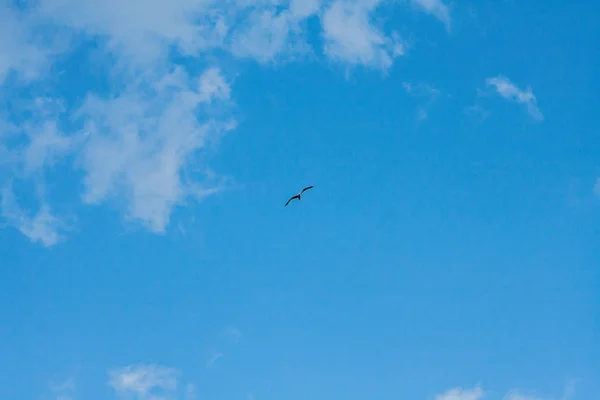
[285,185,313,206]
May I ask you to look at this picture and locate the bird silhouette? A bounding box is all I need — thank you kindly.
[285,185,313,206]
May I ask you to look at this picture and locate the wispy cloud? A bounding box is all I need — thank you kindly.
[402,81,442,120]
[504,380,579,400]
[184,384,197,400]
[50,378,76,400]
[206,352,224,368]
[108,364,178,400]
[229,6,312,64]
[290,0,321,19]
[485,75,544,121]
[435,386,485,400]
[0,94,75,244]
[73,65,234,233]
[98,367,579,400]
[434,382,578,400]
[402,82,441,97]
[464,104,490,123]
[225,326,243,343]
[411,0,451,29]
[0,184,68,247]
[321,0,405,71]
[0,0,452,246]
[18,98,74,177]
[0,5,64,83]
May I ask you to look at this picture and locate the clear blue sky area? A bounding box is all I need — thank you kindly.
[0,1,598,400]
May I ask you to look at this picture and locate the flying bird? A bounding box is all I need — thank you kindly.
[285,185,313,206]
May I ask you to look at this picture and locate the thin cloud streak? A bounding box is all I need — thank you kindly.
[108,364,178,400]
[485,75,544,121]
[435,386,484,400]
[411,0,451,29]
[206,352,224,368]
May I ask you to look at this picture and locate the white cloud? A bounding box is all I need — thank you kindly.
[184,384,197,400]
[0,184,67,248]
[0,4,54,83]
[504,380,578,400]
[290,0,321,19]
[464,104,490,123]
[402,81,441,97]
[434,383,577,400]
[22,117,72,177]
[403,81,442,120]
[321,0,404,70]
[206,352,224,368]
[36,0,217,67]
[0,0,453,246]
[5,0,443,78]
[73,66,234,233]
[35,0,315,67]
[0,96,73,177]
[229,8,302,63]
[108,364,178,400]
[0,96,73,246]
[105,368,582,400]
[485,76,544,121]
[504,391,569,400]
[50,378,76,400]
[435,387,485,400]
[411,0,451,28]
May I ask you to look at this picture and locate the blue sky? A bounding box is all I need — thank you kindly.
[0,0,598,400]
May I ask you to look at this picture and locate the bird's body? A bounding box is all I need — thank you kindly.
[285,185,313,206]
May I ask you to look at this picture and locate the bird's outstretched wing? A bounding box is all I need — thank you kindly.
[285,195,300,206]
[300,185,313,195]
